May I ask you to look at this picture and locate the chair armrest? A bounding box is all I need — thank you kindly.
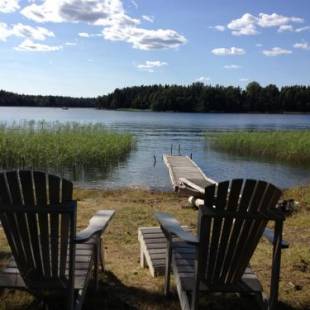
[263,227,289,249]
[75,210,115,243]
[154,212,198,244]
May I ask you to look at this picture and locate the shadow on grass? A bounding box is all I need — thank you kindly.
[0,269,305,310]
[84,271,175,310]
[83,271,300,310]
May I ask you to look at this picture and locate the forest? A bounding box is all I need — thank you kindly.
[97,82,310,112]
[1,82,310,112]
[0,90,95,107]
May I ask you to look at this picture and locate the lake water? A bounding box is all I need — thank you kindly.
[1,107,310,190]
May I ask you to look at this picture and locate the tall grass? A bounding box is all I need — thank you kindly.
[0,121,134,171]
[207,130,310,164]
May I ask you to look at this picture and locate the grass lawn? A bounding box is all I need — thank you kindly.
[0,186,309,309]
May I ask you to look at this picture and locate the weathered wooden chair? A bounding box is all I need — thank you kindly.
[0,170,115,309]
[155,179,288,310]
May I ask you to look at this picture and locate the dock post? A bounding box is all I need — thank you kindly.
[170,144,173,155]
[178,144,181,155]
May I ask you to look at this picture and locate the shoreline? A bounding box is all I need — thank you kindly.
[1,105,310,115]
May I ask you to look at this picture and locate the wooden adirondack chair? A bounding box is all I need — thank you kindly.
[155,179,288,310]
[0,170,115,309]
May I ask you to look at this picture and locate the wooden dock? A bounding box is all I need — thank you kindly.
[163,155,216,195]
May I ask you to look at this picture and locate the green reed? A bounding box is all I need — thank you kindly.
[0,121,134,170]
[207,130,310,164]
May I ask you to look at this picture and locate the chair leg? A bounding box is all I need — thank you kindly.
[254,292,268,310]
[99,238,105,271]
[94,241,99,290]
[164,237,172,296]
[269,220,283,310]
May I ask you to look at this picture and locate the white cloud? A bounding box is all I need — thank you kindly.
[215,25,225,31]
[103,26,186,50]
[256,43,263,47]
[257,13,303,28]
[196,76,211,84]
[21,0,128,24]
[0,22,54,42]
[239,78,249,82]
[142,15,154,23]
[262,47,292,56]
[0,23,11,41]
[0,0,20,13]
[278,25,294,32]
[78,32,90,37]
[227,12,303,36]
[78,32,101,38]
[137,60,167,72]
[227,13,259,36]
[21,0,187,51]
[11,23,54,41]
[212,47,246,56]
[209,25,225,32]
[65,41,77,46]
[293,42,310,50]
[15,39,63,52]
[295,26,310,33]
[224,64,241,69]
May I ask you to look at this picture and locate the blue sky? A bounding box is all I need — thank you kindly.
[0,0,309,97]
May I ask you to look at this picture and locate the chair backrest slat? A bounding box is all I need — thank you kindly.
[62,179,73,202]
[214,179,243,282]
[0,170,75,293]
[226,180,268,282]
[198,179,282,286]
[206,181,229,283]
[19,171,35,205]
[33,171,51,277]
[48,175,61,278]
[6,171,23,205]
[233,184,281,280]
[18,170,43,274]
[218,179,256,283]
[0,173,11,204]
[197,184,215,279]
[33,171,47,205]
[7,171,36,272]
[49,175,61,204]
[60,213,70,278]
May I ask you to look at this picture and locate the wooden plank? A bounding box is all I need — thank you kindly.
[0,173,11,203]
[34,172,51,277]
[19,170,35,205]
[163,155,216,194]
[48,175,61,278]
[138,226,190,277]
[62,178,73,202]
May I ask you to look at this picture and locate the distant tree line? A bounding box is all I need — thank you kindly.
[2,82,310,112]
[0,90,95,107]
[97,82,310,112]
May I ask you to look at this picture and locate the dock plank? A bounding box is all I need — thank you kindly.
[163,155,216,194]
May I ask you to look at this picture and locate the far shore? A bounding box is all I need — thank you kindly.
[2,105,310,115]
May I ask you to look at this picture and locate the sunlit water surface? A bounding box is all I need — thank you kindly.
[1,107,310,190]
